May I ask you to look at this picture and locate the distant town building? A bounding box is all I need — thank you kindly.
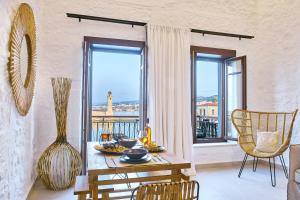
[197,101,218,118]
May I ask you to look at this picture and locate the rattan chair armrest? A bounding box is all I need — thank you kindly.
[273,142,290,156]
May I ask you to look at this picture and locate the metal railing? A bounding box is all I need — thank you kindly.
[91,115,218,141]
[196,115,219,138]
[91,116,140,141]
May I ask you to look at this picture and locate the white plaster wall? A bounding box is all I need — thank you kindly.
[192,142,247,165]
[36,0,285,167]
[254,1,300,164]
[0,0,38,199]
[1,0,300,198]
[36,0,300,168]
[256,1,300,143]
[37,0,262,165]
[192,0,300,165]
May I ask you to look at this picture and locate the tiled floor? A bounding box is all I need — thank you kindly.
[28,163,287,200]
[28,180,76,200]
[196,164,287,200]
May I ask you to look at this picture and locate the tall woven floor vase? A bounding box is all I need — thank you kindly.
[37,77,82,190]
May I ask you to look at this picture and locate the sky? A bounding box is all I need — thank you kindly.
[92,52,218,105]
[92,51,141,105]
[196,60,219,97]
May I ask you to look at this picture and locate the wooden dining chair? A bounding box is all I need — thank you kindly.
[130,181,200,200]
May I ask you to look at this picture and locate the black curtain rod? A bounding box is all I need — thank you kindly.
[191,29,254,39]
[66,13,254,40]
[66,13,147,26]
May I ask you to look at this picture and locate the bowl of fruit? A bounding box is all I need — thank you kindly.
[94,142,126,155]
[145,142,165,153]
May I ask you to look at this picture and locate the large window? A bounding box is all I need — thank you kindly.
[82,37,146,143]
[191,46,246,143]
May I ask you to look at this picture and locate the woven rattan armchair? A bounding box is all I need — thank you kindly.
[130,181,200,200]
[231,109,298,186]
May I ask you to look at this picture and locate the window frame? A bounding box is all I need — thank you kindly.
[81,37,147,173]
[191,46,237,144]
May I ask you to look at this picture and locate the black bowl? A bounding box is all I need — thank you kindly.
[119,138,137,148]
[113,134,128,143]
[123,148,148,159]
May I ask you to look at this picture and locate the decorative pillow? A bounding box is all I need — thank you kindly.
[254,131,281,153]
[295,169,300,184]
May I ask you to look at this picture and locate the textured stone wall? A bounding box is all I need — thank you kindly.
[38,0,300,166]
[256,1,300,144]
[2,0,300,198]
[0,2,298,198]
[36,0,259,165]
[254,1,300,163]
[0,1,38,200]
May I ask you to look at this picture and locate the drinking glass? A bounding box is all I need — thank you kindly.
[138,130,148,145]
[101,129,112,142]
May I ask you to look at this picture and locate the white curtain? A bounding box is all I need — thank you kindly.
[147,24,193,165]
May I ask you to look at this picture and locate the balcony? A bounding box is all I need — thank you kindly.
[92,115,218,141]
[196,115,218,138]
[91,116,140,141]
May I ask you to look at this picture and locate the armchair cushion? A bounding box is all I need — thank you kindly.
[254,131,280,153]
[295,169,300,184]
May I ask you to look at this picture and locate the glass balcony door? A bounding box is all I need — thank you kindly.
[191,46,246,143]
[90,42,145,141]
[225,56,247,139]
[195,59,221,140]
[81,37,146,174]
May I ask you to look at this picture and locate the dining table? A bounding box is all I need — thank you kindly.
[84,141,192,200]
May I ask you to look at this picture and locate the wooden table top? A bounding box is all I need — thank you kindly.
[87,142,191,175]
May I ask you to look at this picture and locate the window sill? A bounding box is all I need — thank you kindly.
[193,140,238,148]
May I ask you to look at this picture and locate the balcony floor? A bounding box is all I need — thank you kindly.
[28,163,287,200]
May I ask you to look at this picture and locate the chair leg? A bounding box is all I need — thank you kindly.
[268,157,276,187]
[102,192,109,200]
[279,155,288,178]
[253,157,259,172]
[238,154,248,178]
[78,194,86,200]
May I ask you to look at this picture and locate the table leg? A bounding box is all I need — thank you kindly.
[102,192,110,200]
[171,169,181,182]
[171,169,181,199]
[92,176,98,200]
[78,194,87,200]
[182,172,191,181]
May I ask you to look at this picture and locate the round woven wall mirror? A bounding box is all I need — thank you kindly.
[8,3,36,116]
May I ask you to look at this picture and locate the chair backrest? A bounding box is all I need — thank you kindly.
[231,109,298,151]
[131,181,200,200]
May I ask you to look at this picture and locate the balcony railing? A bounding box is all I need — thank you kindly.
[196,115,218,138]
[91,115,218,142]
[91,116,140,141]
